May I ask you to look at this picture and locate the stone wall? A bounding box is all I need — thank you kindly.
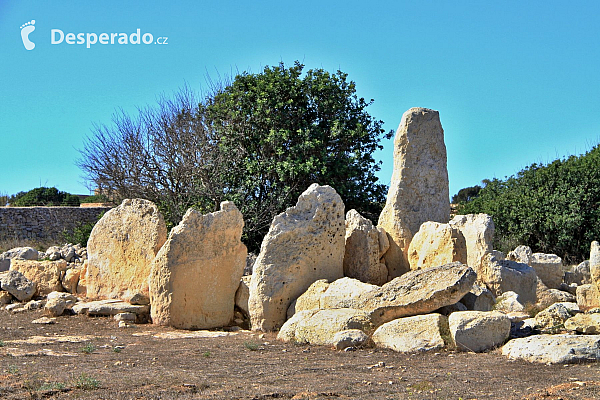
[0,207,111,250]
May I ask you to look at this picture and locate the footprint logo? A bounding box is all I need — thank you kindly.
[20,20,36,50]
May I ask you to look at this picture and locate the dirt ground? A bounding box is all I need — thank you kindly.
[1,309,600,400]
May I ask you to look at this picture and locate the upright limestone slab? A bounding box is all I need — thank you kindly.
[590,241,600,295]
[407,221,467,270]
[249,184,345,331]
[378,108,450,278]
[449,214,495,274]
[87,199,167,300]
[150,202,246,329]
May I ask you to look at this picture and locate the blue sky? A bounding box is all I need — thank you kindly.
[1,1,599,202]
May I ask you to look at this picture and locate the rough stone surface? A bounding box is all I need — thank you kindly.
[150,201,247,330]
[570,260,591,285]
[343,209,388,285]
[289,308,373,346]
[0,247,39,272]
[87,199,167,300]
[565,312,600,334]
[47,291,77,307]
[72,299,149,317]
[502,334,600,364]
[320,278,379,310]
[449,214,494,274]
[377,108,450,278]
[449,311,511,352]
[332,329,370,350]
[372,313,449,353]
[407,222,467,271]
[10,259,68,296]
[534,302,578,332]
[288,279,332,318]
[249,184,345,331]
[277,310,319,343]
[0,270,36,302]
[61,267,80,294]
[235,276,251,317]
[507,245,532,265]
[530,253,563,289]
[459,283,495,311]
[538,288,576,308]
[45,297,66,317]
[0,290,12,304]
[493,291,524,313]
[358,262,476,327]
[591,241,600,294]
[576,284,600,310]
[478,253,537,305]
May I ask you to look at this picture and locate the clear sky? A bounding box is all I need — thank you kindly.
[1,1,599,201]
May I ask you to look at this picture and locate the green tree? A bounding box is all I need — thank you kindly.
[78,62,392,251]
[459,146,600,263]
[451,185,482,204]
[11,187,80,207]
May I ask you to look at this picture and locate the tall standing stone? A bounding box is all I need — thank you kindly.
[249,184,345,331]
[378,108,450,278]
[590,241,600,295]
[86,199,167,300]
[150,202,247,329]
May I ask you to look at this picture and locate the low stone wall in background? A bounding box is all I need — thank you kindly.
[0,206,112,250]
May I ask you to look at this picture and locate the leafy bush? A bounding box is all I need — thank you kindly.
[80,194,109,203]
[11,187,80,206]
[459,145,600,263]
[62,212,104,247]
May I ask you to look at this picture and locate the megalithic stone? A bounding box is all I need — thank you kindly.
[378,107,450,278]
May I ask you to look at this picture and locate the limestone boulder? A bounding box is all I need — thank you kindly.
[591,241,600,293]
[449,311,511,352]
[530,253,563,289]
[507,245,532,265]
[449,214,494,274]
[277,310,318,343]
[320,278,379,310]
[61,267,80,294]
[372,313,449,353]
[407,222,466,271]
[235,275,252,317]
[343,209,388,285]
[534,302,578,332]
[332,329,370,350]
[0,270,36,302]
[377,107,450,278]
[10,259,68,296]
[459,283,495,311]
[87,198,167,300]
[576,284,600,310]
[72,299,149,319]
[287,308,373,346]
[288,279,331,318]
[45,297,66,317]
[478,253,537,305]
[0,247,39,272]
[359,262,476,326]
[150,201,247,330]
[572,260,591,285]
[494,291,524,313]
[502,334,600,363]
[47,291,77,307]
[565,312,600,334]
[249,184,345,331]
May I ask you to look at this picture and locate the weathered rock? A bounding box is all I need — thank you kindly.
[235,275,252,317]
[569,260,591,285]
[449,311,511,352]
[61,244,76,263]
[534,302,578,332]
[377,107,450,278]
[61,267,80,294]
[10,259,68,296]
[287,308,373,346]
[277,310,318,343]
[45,246,62,261]
[332,329,370,350]
[449,214,494,274]
[478,253,537,305]
[372,313,449,353]
[435,301,468,316]
[47,291,77,307]
[45,297,66,317]
[565,312,600,334]
[249,184,345,331]
[288,279,331,318]
[0,290,12,304]
[459,283,495,311]
[0,270,36,301]
[0,247,39,271]
[530,253,563,289]
[591,241,600,294]
[72,299,149,318]
[507,245,532,265]
[407,222,466,271]
[359,262,476,327]
[150,202,246,330]
[576,284,600,310]
[537,289,576,308]
[114,312,136,322]
[559,282,578,296]
[320,278,379,310]
[87,198,167,300]
[77,261,87,296]
[25,299,44,310]
[494,291,525,313]
[502,334,600,363]
[343,210,388,285]
[123,292,150,306]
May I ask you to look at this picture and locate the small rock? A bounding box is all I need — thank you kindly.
[332,329,370,350]
[114,312,136,322]
[0,270,36,302]
[32,316,56,324]
[45,297,67,317]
